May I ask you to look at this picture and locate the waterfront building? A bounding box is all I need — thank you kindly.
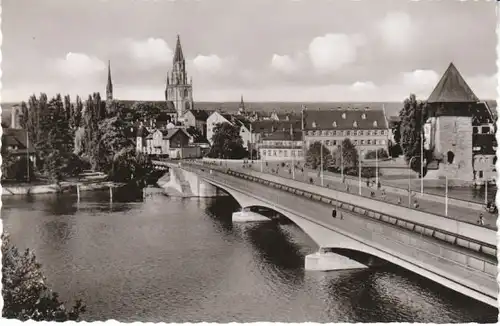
[424,62,497,185]
[136,125,199,158]
[165,35,194,120]
[303,108,390,157]
[259,130,304,161]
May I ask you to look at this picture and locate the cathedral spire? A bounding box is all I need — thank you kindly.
[173,34,185,63]
[240,95,245,110]
[106,60,113,101]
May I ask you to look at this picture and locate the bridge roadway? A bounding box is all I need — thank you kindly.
[213,161,496,229]
[175,162,497,307]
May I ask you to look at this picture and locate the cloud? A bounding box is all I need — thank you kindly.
[125,38,172,68]
[467,74,497,99]
[271,54,299,74]
[192,54,224,74]
[350,81,377,91]
[55,52,106,78]
[403,69,439,91]
[378,12,415,51]
[308,33,363,73]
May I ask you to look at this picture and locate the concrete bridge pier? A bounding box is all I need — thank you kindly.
[232,207,271,223]
[305,248,367,271]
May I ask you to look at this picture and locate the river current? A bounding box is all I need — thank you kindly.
[1,189,497,323]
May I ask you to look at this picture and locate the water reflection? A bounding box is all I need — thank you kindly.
[1,192,497,323]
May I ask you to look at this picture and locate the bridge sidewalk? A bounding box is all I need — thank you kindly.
[210,161,496,230]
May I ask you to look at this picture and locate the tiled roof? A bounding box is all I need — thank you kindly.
[190,109,209,121]
[2,128,35,153]
[250,120,302,134]
[136,125,149,138]
[303,109,388,130]
[427,63,479,103]
[262,130,303,141]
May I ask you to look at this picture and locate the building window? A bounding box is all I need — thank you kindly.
[308,131,314,136]
[361,113,366,120]
[353,121,358,128]
[479,171,483,178]
[315,131,320,136]
[447,151,455,164]
[473,127,479,134]
[361,140,365,145]
[373,121,378,127]
[332,121,337,127]
[333,140,337,145]
[322,130,328,136]
[354,140,358,145]
[347,130,351,136]
[342,113,346,119]
[367,139,372,145]
[312,121,317,128]
[329,130,334,136]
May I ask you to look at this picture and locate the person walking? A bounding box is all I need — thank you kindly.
[478,213,485,226]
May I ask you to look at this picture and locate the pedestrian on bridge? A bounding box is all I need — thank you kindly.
[478,213,485,226]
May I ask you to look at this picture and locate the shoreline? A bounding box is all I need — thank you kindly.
[1,180,129,196]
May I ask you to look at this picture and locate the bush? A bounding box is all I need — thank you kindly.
[2,234,86,321]
[365,148,389,160]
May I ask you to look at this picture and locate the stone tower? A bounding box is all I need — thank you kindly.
[165,35,194,120]
[106,60,113,101]
[427,62,478,184]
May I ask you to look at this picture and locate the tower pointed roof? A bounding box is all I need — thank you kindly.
[173,35,185,63]
[427,62,479,103]
[106,60,113,95]
[240,95,245,108]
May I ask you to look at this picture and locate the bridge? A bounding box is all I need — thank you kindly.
[156,160,498,308]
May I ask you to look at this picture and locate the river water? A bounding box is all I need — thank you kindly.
[2,189,498,323]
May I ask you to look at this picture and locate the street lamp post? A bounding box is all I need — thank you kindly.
[358,149,362,195]
[375,148,378,187]
[340,141,344,181]
[445,175,449,216]
[320,140,324,186]
[408,156,418,206]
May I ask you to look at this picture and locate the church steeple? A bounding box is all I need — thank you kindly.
[106,60,113,101]
[240,95,245,110]
[173,34,185,63]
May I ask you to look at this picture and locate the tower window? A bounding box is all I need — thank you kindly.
[332,121,337,127]
[373,121,378,127]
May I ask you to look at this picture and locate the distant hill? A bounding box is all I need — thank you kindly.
[2,100,497,128]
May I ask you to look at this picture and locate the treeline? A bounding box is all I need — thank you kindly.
[10,92,154,185]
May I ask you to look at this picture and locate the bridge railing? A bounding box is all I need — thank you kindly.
[181,161,497,261]
[196,167,498,280]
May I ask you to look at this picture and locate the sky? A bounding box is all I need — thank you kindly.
[1,0,498,102]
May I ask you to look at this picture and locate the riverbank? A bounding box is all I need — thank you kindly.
[1,180,128,196]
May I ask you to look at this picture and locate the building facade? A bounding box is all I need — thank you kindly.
[165,35,194,119]
[206,111,233,144]
[303,109,390,157]
[259,130,304,161]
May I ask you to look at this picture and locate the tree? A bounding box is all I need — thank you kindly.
[2,233,86,321]
[399,94,427,170]
[364,148,389,160]
[207,122,247,159]
[130,101,162,124]
[305,141,331,170]
[339,138,359,174]
[186,126,206,143]
[108,147,153,186]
